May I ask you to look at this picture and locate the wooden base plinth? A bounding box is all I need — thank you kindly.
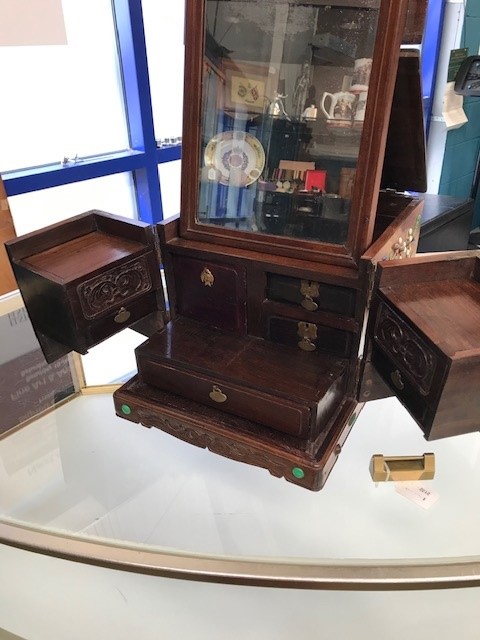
[113,376,363,491]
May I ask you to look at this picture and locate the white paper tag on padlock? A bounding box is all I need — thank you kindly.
[395,482,439,510]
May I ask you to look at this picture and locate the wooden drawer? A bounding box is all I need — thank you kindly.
[87,291,159,346]
[139,359,311,437]
[371,344,430,426]
[267,316,353,358]
[372,299,443,398]
[266,273,356,317]
[172,255,247,333]
[135,316,348,440]
[370,297,448,432]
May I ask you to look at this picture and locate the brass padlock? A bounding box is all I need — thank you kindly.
[370,453,435,482]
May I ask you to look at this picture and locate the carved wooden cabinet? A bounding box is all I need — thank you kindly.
[8,0,480,491]
[6,212,165,361]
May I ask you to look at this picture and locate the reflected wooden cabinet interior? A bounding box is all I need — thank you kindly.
[7,0,480,491]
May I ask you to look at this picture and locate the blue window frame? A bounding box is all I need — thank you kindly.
[1,0,181,225]
[421,0,447,138]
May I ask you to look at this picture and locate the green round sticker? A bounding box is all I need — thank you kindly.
[121,404,132,415]
[292,467,305,479]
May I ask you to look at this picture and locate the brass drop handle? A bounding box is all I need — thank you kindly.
[298,338,316,352]
[200,267,215,287]
[301,296,318,312]
[114,307,131,324]
[300,280,319,312]
[209,385,227,403]
[297,322,317,352]
[390,369,405,390]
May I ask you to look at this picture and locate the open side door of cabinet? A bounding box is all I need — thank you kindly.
[364,250,480,440]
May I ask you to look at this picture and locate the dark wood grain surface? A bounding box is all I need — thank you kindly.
[383,279,480,357]
[137,316,347,402]
[22,231,146,282]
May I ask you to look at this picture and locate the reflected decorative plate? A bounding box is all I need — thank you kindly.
[204,131,265,187]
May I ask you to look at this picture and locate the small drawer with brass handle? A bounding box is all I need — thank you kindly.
[371,345,431,429]
[373,300,437,396]
[267,316,352,358]
[138,359,311,437]
[266,273,356,317]
[87,291,159,347]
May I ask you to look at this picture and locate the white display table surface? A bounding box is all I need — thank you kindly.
[2,390,480,639]
[1,391,480,567]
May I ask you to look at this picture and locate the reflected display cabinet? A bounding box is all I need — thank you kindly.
[7,0,480,490]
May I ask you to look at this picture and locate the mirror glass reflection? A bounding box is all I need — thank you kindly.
[198,0,380,244]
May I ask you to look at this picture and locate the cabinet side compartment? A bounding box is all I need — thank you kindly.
[9,262,85,361]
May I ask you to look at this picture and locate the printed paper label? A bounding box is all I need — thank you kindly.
[395,482,439,510]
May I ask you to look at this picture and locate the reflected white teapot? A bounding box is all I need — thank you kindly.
[320,91,356,120]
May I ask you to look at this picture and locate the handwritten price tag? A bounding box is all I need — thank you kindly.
[395,482,439,509]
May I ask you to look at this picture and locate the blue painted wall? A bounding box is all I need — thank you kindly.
[439,0,480,227]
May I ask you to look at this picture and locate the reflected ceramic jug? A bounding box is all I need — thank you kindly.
[351,58,372,93]
[320,91,356,120]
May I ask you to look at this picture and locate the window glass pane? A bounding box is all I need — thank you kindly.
[0,0,129,172]
[143,0,185,143]
[158,160,182,219]
[8,173,137,236]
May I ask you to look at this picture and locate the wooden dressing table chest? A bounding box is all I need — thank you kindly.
[7,0,480,490]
